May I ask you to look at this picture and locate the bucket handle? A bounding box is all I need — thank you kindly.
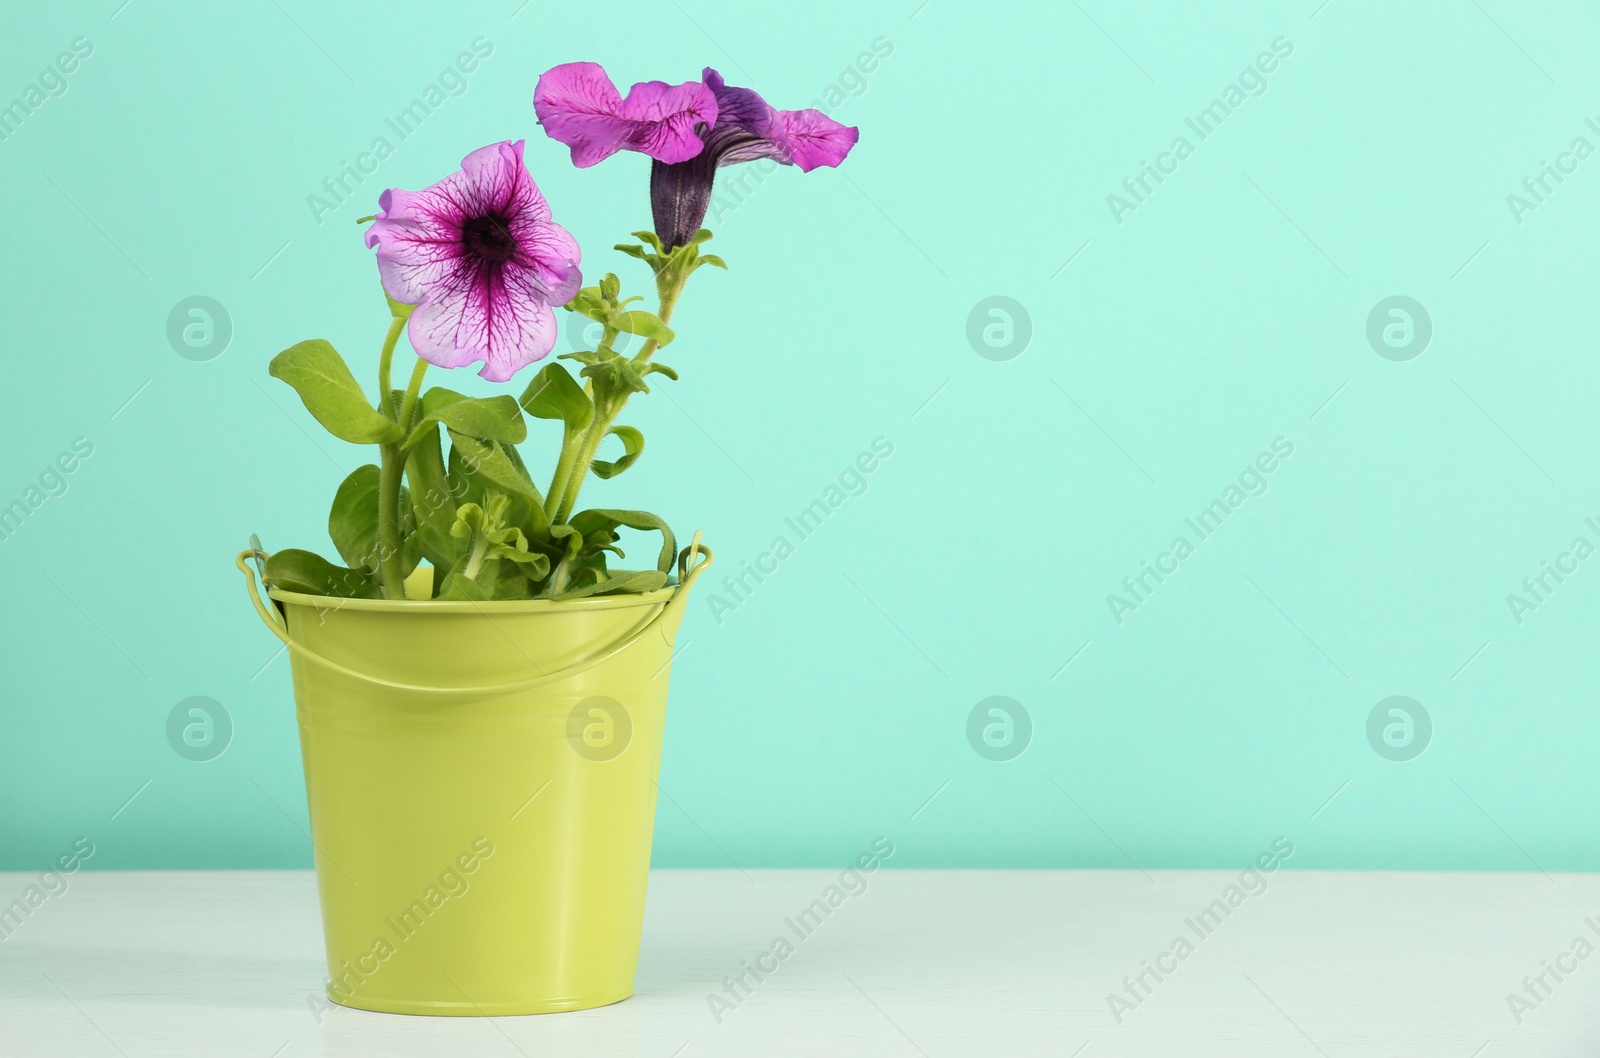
[235,534,712,698]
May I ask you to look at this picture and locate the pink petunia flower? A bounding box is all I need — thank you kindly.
[364,140,582,382]
[534,64,859,250]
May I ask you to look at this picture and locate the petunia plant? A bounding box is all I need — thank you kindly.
[260,64,857,602]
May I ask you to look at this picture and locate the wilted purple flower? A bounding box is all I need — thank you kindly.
[364,140,581,382]
[534,64,859,250]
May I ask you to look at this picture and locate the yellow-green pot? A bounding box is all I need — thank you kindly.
[237,539,711,1016]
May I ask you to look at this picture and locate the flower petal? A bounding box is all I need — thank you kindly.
[696,70,859,171]
[772,109,859,171]
[646,72,858,247]
[366,139,581,382]
[533,63,629,168]
[456,140,547,221]
[624,80,720,163]
[701,67,776,138]
[405,260,561,382]
[510,218,583,304]
[535,61,716,167]
[365,187,466,306]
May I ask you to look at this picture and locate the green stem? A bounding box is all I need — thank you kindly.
[377,316,405,419]
[376,353,427,602]
[546,254,693,526]
[398,358,429,431]
[630,272,686,367]
[553,399,616,525]
[377,446,407,600]
[462,529,491,581]
[543,430,584,522]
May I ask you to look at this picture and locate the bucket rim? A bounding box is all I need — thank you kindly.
[268,584,676,615]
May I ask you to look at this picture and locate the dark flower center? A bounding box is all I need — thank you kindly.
[461,214,517,264]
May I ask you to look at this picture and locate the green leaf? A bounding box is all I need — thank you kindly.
[269,339,403,445]
[560,347,654,399]
[640,362,678,382]
[328,465,382,573]
[437,563,498,601]
[518,363,594,431]
[263,549,378,598]
[691,228,714,245]
[576,356,653,397]
[632,230,665,254]
[566,286,608,321]
[490,559,543,599]
[438,500,506,601]
[540,524,600,597]
[449,431,549,539]
[386,295,415,319]
[405,425,459,577]
[549,569,669,601]
[614,244,650,262]
[590,425,643,480]
[614,311,674,347]
[571,508,676,573]
[698,254,727,269]
[437,493,553,600]
[500,547,551,575]
[449,433,542,504]
[548,523,585,557]
[404,388,527,448]
[327,464,418,579]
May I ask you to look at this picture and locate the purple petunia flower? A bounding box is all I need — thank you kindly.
[534,64,859,251]
[650,69,859,250]
[533,61,717,169]
[364,140,582,383]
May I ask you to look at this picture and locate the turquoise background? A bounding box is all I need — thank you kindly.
[2,0,1597,873]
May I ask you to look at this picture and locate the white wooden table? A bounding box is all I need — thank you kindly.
[1,868,1594,1056]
